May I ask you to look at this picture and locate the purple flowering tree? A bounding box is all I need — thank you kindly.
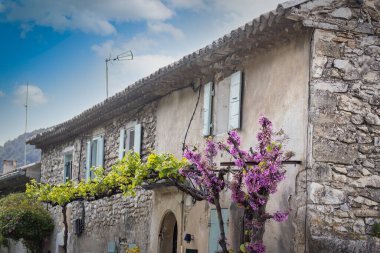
[180,139,229,253]
[179,116,292,253]
[220,116,292,253]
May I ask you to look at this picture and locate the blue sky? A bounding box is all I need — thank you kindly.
[0,0,283,145]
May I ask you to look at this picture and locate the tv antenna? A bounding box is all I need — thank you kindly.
[105,50,133,98]
[24,82,29,166]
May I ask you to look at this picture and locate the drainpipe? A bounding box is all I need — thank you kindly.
[180,192,184,253]
[77,137,84,181]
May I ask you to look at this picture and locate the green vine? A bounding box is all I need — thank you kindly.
[26,151,188,206]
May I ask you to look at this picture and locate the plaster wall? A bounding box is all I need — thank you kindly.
[155,31,311,253]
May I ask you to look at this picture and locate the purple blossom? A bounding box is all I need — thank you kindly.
[205,139,218,158]
[234,158,244,167]
[223,116,289,253]
[183,116,288,253]
[182,140,225,205]
[227,130,241,146]
[246,241,265,253]
[230,147,238,157]
[273,211,288,222]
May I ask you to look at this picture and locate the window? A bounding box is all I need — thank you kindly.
[203,71,242,136]
[118,123,142,160]
[63,153,73,183]
[86,136,104,181]
[208,208,229,253]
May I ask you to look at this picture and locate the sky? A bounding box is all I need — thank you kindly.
[0,0,284,145]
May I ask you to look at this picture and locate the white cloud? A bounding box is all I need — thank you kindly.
[104,53,178,96]
[14,85,47,106]
[0,90,5,97]
[212,0,283,28]
[91,40,115,58]
[1,0,173,36]
[92,39,178,95]
[148,21,184,39]
[20,23,33,38]
[91,37,157,58]
[166,0,205,10]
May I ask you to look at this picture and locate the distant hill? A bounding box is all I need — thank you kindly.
[0,129,44,173]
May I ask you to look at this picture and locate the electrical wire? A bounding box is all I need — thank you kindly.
[182,84,202,153]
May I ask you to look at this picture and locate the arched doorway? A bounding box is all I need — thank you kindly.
[159,211,178,253]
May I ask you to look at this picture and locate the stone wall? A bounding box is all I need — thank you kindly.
[40,102,157,253]
[307,2,380,251]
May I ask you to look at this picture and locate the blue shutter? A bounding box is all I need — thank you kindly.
[63,154,72,183]
[107,241,116,253]
[228,71,242,130]
[134,124,142,154]
[119,129,126,160]
[97,136,104,168]
[203,82,213,136]
[86,141,91,182]
[208,209,229,253]
[63,155,67,183]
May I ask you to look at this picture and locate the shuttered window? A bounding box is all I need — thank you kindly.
[208,208,229,253]
[85,136,104,181]
[203,71,242,136]
[118,123,142,160]
[228,71,242,130]
[203,82,213,136]
[63,153,73,183]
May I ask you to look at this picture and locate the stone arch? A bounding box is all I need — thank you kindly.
[158,211,178,253]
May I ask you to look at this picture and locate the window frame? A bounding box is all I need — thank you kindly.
[203,70,243,136]
[86,136,104,181]
[63,149,74,183]
[118,121,142,160]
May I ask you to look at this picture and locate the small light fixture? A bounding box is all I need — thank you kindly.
[184,233,194,243]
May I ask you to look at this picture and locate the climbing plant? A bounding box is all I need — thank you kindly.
[0,193,54,253]
[26,152,188,253]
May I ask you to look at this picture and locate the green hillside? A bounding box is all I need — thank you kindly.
[0,129,44,173]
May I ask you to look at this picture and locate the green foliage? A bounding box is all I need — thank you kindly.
[146,153,186,181]
[373,222,380,238]
[0,193,54,253]
[0,233,8,248]
[26,151,188,206]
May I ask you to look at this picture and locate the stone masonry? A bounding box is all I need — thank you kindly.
[40,102,157,253]
[302,1,380,252]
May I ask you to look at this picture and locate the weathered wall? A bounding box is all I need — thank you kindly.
[241,30,311,253]
[306,2,380,252]
[40,103,157,253]
[155,31,311,253]
[0,240,27,253]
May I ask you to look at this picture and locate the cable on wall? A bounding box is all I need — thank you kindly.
[182,83,202,153]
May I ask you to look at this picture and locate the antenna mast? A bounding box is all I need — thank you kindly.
[105,50,133,98]
[24,82,29,166]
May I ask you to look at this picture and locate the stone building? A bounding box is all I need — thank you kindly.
[28,0,380,252]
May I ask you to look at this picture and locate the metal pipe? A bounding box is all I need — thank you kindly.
[24,82,29,166]
[106,60,109,99]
